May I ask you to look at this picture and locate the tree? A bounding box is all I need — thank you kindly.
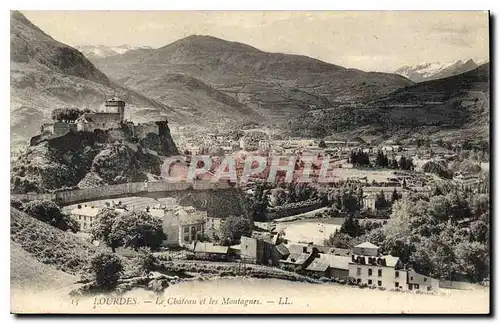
[272,188,287,206]
[340,215,363,237]
[324,232,352,248]
[318,140,327,148]
[136,247,160,274]
[220,216,252,246]
[109,211,166,251]
[391,188,400,203]
[10,198,23,210]
[428,195,452,223]
[90,208,121,253]
[389,158,399,169]
[51,108,85,122]
[90,252,124,288]
[470,221,489,244]
[23,199,79,232]
[455,241,489,282]
[375,151,389,168]
[375,190,389,209]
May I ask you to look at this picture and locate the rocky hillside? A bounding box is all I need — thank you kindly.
[10,11,177,141]
[290,63,490,141]
[11,127,178,193]
[394,59,481,83]
[94,35,413,123]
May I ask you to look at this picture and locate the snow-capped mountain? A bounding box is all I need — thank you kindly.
[394,59,482,82]
[75,44,153,59]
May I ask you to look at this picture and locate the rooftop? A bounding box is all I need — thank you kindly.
[354,242,380,249]
[70,205,100,217]
[194,242,229,254]
[306,259,329,272]
[318,254,351,270]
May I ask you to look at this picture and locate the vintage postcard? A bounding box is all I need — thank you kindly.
[10,10,490,314]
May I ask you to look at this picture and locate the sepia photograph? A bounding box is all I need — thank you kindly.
[9,9,490,315]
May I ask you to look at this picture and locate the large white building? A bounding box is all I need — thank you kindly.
[150,205,206,247]
[70,204,100,232]
[348,242,439,292]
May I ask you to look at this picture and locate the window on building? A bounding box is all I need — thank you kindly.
[424,278,427,282]
[395,271,399,278]
[378,269,382,276]
[410,276,413,280]
[415,284,419,289]
[427,286,431,291]
[357,268,361,276]
[79,216,82,220]
[184,235,189,241]
[395,282,399,288]
[84,216,87,221]
[368,269,372,276]
[196,224,202,231]
[368,280,372,285]
[197,234,202,241]
[183,227,189,233]
[378,281,382,286]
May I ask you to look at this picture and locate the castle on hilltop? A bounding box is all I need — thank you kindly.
[33,98,169,146]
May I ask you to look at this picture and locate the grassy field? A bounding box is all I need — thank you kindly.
[275,220,341,245]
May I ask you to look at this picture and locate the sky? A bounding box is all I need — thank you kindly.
[21,10,490,72]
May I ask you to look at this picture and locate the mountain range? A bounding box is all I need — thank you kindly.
[290,63,489,141]
[92,35,413,122]
[394,59,484,83]
[10,11,490,143]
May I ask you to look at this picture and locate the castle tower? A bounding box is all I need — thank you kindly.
[105,98,126,122]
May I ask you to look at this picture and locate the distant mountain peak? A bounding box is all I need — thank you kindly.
[75,44,153,59]
[394,59,480,82]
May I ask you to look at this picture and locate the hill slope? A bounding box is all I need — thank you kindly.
[10,11,178,141]
[94,35,413,122]
[290,63,490,141]
[10,207,103,276]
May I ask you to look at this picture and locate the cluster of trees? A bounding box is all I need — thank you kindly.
[51,108,91,122]
[328,187,363,215]
[272,182,322,207]
[374,151,414,170]
[91,208,166,253]
[382,190,490,282]
[374,188,401,210]
[348,150,370,167]
[11,199,79,232]
[219,216,252,246]
[324,218,383,248]
[326,186,490,282]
